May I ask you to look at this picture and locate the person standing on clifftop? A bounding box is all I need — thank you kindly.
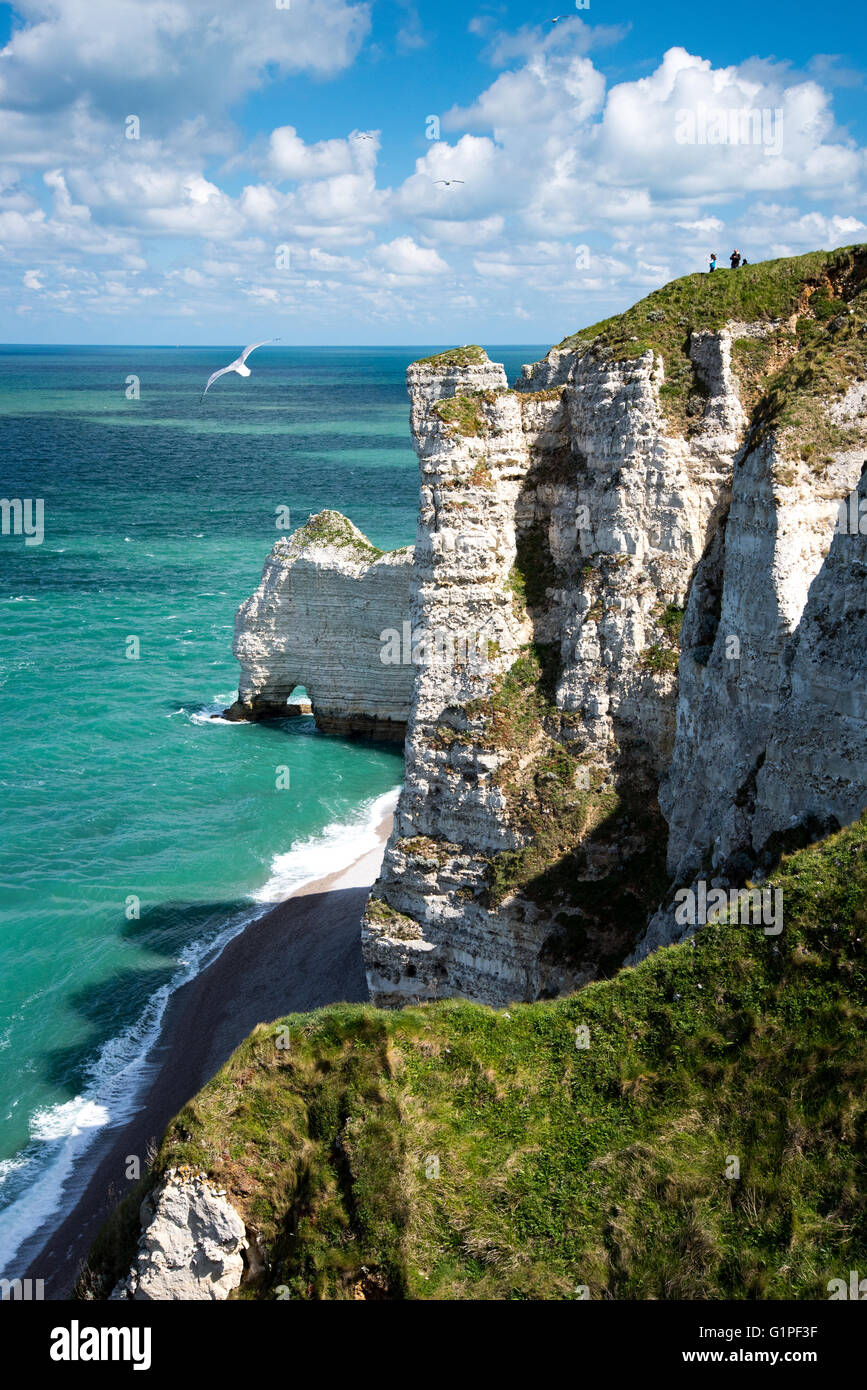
[709,253,717,272]
[730,249,741,268]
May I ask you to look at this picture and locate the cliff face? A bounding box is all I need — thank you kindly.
[230,247,867,1007]
[634,418,867,960]
[362,333,746,1004]
[362,248,867,1003]
[227,510,415,740]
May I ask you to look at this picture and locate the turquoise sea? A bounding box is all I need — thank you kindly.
[0,343,541,1273]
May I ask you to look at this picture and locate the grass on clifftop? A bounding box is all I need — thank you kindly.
[750,269,867,462]
[414,345,487,370]
[554,245,867,435]
[80,815,867,1300]
[557,249,845,358]
[289,509,384,560]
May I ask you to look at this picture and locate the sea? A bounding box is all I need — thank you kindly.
[0,343,541,1275]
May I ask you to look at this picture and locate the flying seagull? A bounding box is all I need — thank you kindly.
[434,179,465,186]
[199,339,279,404]
[551,15,568,21]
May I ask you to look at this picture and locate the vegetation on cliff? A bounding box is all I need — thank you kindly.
[463,641,668,962]
[414,344,488,370]
[555,244,867,437]
[433,388,510,438]
[288,509,385,560]
[81,815,867,1300]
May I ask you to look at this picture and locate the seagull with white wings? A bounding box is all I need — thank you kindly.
[199,339,280,404]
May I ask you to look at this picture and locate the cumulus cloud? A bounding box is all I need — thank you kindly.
[0,0,371,127]
[373,236,449,278]
[597,48,863,198]
[265,127,378,181]
[0,8,865,339]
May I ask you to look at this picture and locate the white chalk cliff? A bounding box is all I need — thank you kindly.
[231,248,867,1007]
[110,1171,248,1301]
[227,510,415,740]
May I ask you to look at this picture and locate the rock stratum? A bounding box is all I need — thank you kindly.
[110,1171,247,1301]
[226,510,414,740]
[233,248,867,1008]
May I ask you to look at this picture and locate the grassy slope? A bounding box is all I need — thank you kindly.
[287,509,384,560]
[555,244,867,437]
[83,815,866,1300]
[556,249,839,356]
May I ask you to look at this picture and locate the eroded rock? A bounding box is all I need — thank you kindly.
[111,1172,246,1301]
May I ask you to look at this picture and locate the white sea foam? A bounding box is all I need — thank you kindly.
[30,1098,110,1143]
[254,787,400,902]
[0,782,401,1278]
[186,691,238,725]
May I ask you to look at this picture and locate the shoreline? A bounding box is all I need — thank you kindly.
[18,804,395,1300]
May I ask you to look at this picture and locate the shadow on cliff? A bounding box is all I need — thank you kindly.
[529,786,671,985]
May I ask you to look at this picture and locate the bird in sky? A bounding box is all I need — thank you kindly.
[434,179,465,186]
[199,340,279,404]
[551,15,568,21]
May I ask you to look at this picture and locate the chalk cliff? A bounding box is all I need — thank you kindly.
[85,249,867,1303]
[110,1171,247,1301]
[226,510,415,740]
[230,247,867,1007]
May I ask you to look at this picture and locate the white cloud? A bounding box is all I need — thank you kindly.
[739,204,867,249]
[447,50,605,134]
[265,127,378,181]
[0,0,371,129]
[1,11,865,340]
[373,236,448,278]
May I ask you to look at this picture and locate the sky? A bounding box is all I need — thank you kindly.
[0,0,865,345]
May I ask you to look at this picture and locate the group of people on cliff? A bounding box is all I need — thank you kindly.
[709,250,748,271]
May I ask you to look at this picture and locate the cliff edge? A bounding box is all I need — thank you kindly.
[226,248,867,1008]
[363,246,867,1003]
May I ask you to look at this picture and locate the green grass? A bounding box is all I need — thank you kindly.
[554,245,866,434]
[455,642,669,940]
[643,644,680,675]
[658,603,685,639]
[290,509,384,560]
[433,390,507,438]
[508,522,560,612]
[749,270,867,460]
[80,815,867,1300]
[414,345,488,370]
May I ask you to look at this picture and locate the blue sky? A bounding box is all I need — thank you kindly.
[0,0,864,345]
